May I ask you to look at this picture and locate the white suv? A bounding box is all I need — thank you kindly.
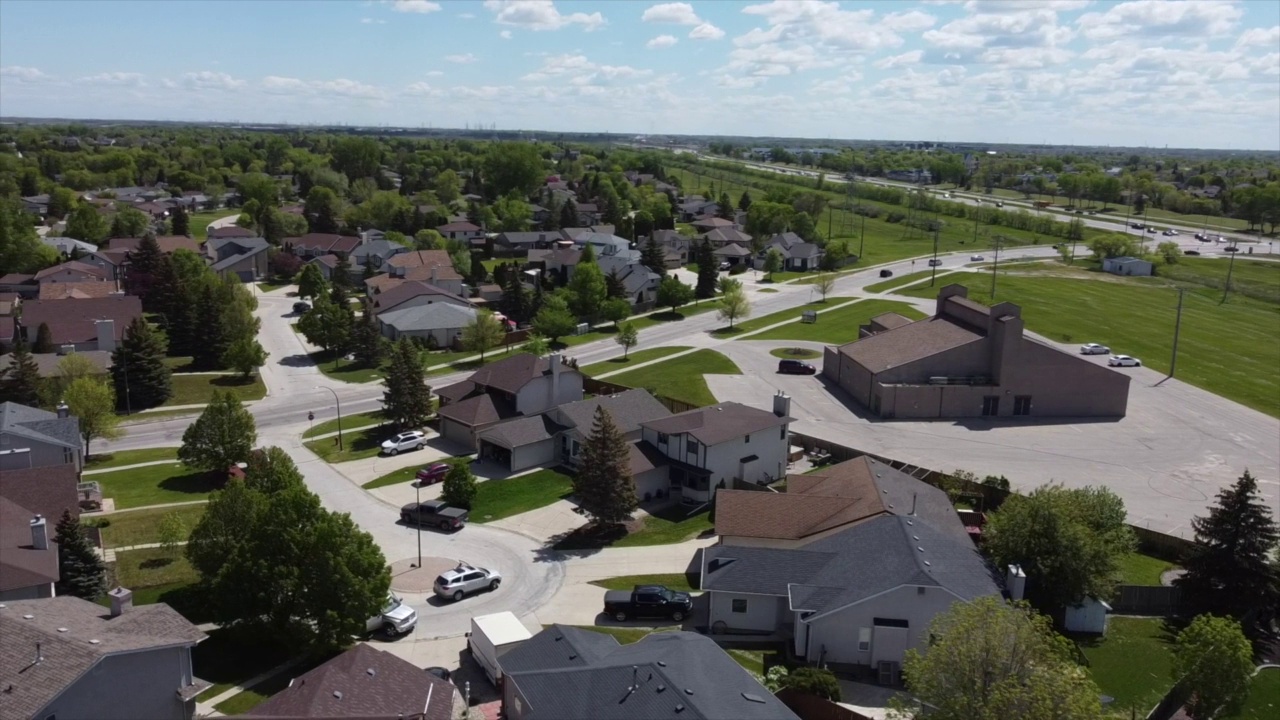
[367,592,417,638]
[381,430,426,455]
[433,563,501,602]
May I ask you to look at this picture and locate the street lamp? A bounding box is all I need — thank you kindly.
[314,386,343,451]
[411,478,423,568]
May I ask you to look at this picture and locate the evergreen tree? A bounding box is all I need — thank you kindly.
[171,205,190,236]
[560,199,579,228]
[125,233,165,305]
[361,258,376,280]
[543,196,561,231]
[717,192,734,219]
[296,263,328,300]
[500,274,529,323]
[54,510,106,600]
[641,236,667,276]
[351,302,385,369]
[441,461,477,510]
[575,406,637,525]
[738,190,753,212]
[179,391,257,472]
[111,317,172,410]
[382,338,433,429]
[191,282,231,370]
[579,241,596,264]
[331,254,353,288]
[33,322,54,353]
[605,268,627,299]
[695,239,718,299]
[0,341,43,406]
[1176,470,1279,630]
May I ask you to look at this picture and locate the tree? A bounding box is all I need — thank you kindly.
[63,377,121,456]
[718,286,751,329]
[330,136,383,182]
[297,294,353,355]
[382,338,433,429]
[33,322,54,353]
[54,510,107,600]
[717,191,734,219]
[893,597,1103,720]
[158,511,186,559]
[463,311,506,361]
[762,248,783,280]
[615,321,639,359]
[1173,614,1255,720]
[532,294,578,343]
[641,235,667,276]
[560,198,579,229]
[110,316,172,410]
[1176,470,1279,629]
[414,228,445,250]
[567,261,607,324]
[441,461,478,510]
[243,446,307,494]
[695,239,718,299]
[65,203,109,243]
[523,333,550,356]
[985,485,1135,612]
[109,206,151,238]
[500,274,531,323]
[781,667,841,702]
[601,298,630,326]
[179,391,257,472]
[1156,240,1181,264]
[432,169,461,205]
[0,199,59,272]
[331,254,353,288]
[493,193,533,232]
[484,142,545,197]
[0,342,43,406]
[814,273,836,302]
[575,406,638,524]
[1088,232,1142,259]
[125,233,165,304]
[656,275,694,313]
[222,337,268,379]
[605,267,627,299]
[170,205,190,236]
[738,190,753,211]
[296,263,328,300]
[351,304,385,369]
[305,186,342,234]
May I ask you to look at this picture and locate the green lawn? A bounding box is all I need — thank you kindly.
[189,210,236,240]
[256,277,294,292]
[362,466,419,490]
[580,346,692,377]
[605,349,740,407]
[95,504,207,548]
[769,347,822,360]
[747,300,927,344]
[1076,617,1175,714]
[1159,256,1280,304]
[192,628,294,704]
[1232,668,1280,719]
[85,447,179,471]
[91,461,223,509]
[588,573,696,592]
[165,374,266,407]
[900,273,1280,416]
[866,269,958,293]
[303,425,388,464]
[758,287,778,293]
[1116,552,1176,586]
[114,547,198,592]
[471,468,575,523]
[719,297,852,335]
[615,506,713,548]
[311,351,383,384]
[302,410,386,439]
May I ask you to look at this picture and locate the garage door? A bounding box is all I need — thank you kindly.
[440,418,475,449]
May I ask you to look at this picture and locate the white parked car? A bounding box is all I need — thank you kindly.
[434,563,502,602]
[1108,355,1142,367]
[381,430,426,455]
[1080,343,1110,355]
[367,592,417,638]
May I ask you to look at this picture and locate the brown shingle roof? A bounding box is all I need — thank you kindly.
[0,274,35,285]
[0,464,81,522]
[33,261,107,281]
[38,281,117,300]
[468,353,560,395]
[364,274,405,295]
[384,250,453,271]
[372,281,470,315]
[437,221,481,232]
[0,496,60,592]
[434,380,476,405]
[0,350,112,378]
[868,312,913,332]
[19,295,142,346]
[838,316,982,374]
[628,440,669,476]
[208,225,256,239]
[435,393,515,427]
[286,233,362,254]
[246,644,455,720]
[641,402,791,447]
[105,236,203,254]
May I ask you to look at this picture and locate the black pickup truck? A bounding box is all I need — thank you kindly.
[400,500,468,531]
[603,585,693,622]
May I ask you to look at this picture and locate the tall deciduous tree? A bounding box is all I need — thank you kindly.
[54,510,107,600]
[615,321,638,359]
[695,239,718,299]
[575,406,637,525]
[893,597,1103,720]
[441,461,477,510]
[62,377,121,456]
[0,342,44,406]
[532,294,577,343]
[382,338,433,429]
[296,263,328,300]
[0,199,59,273]
[297,293,353,356]
[657,276,694,314]
[1172,614,1255,720]
[179,391,257,473]
[762,248,783,280]
[64,204,109,243]
[814,273,836,302]
[110,317,172,411]
[717,285,750,329]
[601,298,630,326]
[463,311,506,361]
[222,337,268,379]
[567,261,607,325]
[483,142,545,197]
[109,206,151,239]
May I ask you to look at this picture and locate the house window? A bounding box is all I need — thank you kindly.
[686,437,699,455]
[981,396,1000,416]
[732,599,748,614]
[744,434,750,444]
[571,441,580,457]
[64,447,73,464]
[857,628,871,652]
[657,433,668,447]
[780,426,786,440]
[1013,396,1032,416]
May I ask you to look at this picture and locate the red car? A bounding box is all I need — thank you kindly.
[415,463,450,485]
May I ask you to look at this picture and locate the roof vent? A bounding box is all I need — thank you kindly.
[22,614,33,620]
[89,639,100,644]
[657,685,666,693]
[913,535,920,541]
[366,668,375,676]
[675,704,686,713]
[656,660,666,667]
[918,546,925,552]
[333,691,343,700]
[568,654,577,660]
[56,628,68,633]
[924,561,932,567]
[685,688,694,696]
[743,692,767,704]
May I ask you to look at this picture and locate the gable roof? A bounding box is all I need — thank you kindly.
[628,440,669,476]
[371,281,470,315]
[468,353,571,395]
[435,392,516,427]
[377,302,477,332]
[207,225,256,239]
[41,236,98,255]
[384,249,453,271]
[0,350,112,378]
[33,261,107,282]
[285,233,362,254]
[0,496,59,593]
[0,597,206,720]
[641,402,791,447]
[0,401,81,451]
[246,643,454,720]
[0,463,81,522]
[839,316,984,374]
[702,227,752,245]
[692,216,735,229]
[37,281,118,300]
[19,295,143,346]
[436,221,481,232]
[476,413,566,450]
[553,389,671,436]
[105,236,202,254]
[350,239,407,262]
[712,243,752,257]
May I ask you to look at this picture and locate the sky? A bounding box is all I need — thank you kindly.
[1,0,1278,149]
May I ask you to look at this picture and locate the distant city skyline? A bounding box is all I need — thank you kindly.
[1,1,1277,150]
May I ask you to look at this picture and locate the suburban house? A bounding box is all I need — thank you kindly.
[0,274,39,298]
[701,226,753,247]
[32,261,109,286]
[80,248,130,282]
[476,389,670,475]
[368,250,465,296]
[0,593,208,720]
[284,232,363,260]
[638,394,794,504]
[37,281,120,301]
[699,511,1001,671]
[436,353,584,451]
[649,229,692,267]
[712,243,753,267]
[0,499,59,600]
[0,317,13,349]
[436,221,484,242]
[0,463,81,524]
[759,232,825,272]
[0,402,83,471]
[350,238,410,273]
[677,197,719,222]
[495,231,563,254]
[104,235,204,255]
[822,285,1131,419]
[377,302,478,346]
[206,225,257,241]
[527,245,581,282]
[21,194,50,216]
[370,281,473,316]
[0,349,113,378]
[18,295,141,353]
[245,643,460,720]
[206,236,270,282]
[41,236,98,257]
[598,255,661,307]
[574,202,601,225]
[1102,256,1154,277]
[499,626,798,720]
[692,216,738,234]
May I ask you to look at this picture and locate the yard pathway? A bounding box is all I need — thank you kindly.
[88,498,209,517]
[83,459,181,476]
[102,540,189,563]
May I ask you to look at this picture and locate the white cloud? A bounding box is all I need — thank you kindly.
[642,2,700,25]
[483,0,606,32]
[260,76,387,100]
[0,66,50,83]
[809,75,861,95]
[77,72,146,87]
[965,0,1092,11]
[647,34,678,49]
[715,74,768,89]
[404,81,442,97]
[182,71,245,91]
[880,10,937,32]
[459,12,476,19]
[875,50,924,69]
[261,76,311,95]
[445,53,479,64]
[520,53,651,87]
[738,1,907,52]
[500,29,513,39]
[689,23,725,40]
[389,0,441,14]
[360,17,386,24]
[424,70,445,77]
[1078,0,1243,41]
[1237,25,1280,48]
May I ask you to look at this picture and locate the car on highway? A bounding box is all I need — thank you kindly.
[970,255,985,261]
[381,430,427,455]
[1224,246,1240,252]
[1185,250,1201,256]
[995,202,1004,208]
[415,462,451,485]
[367,592,417,639]
[777,359,816,375]
[928,258,943,267]
[1147,227,1158,234]
[879,269,894,278]
[434,563,501,602]
[1108,355,1142,367]
[1131,222,1145,229]
[1080,343,1110,355]
[1195,233,1209,241]
[292,301,311,314]
[1163,229,1178,236]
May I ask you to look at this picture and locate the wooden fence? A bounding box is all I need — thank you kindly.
[776,688,874,720]
[1110,585,1184,616]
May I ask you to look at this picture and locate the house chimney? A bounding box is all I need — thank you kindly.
[549,352,562,404]
[430,265,438,285]
[108,587,133,617]
[58,344,75,356]
[1005,565,1026,601]
[30,515,48,550]
[910,492,917,516]
[95,319,116,353]
[56,402,69,419]
[772,391,791,418]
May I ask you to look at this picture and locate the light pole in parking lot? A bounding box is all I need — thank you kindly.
[314,386,343,451]
[990,235,1002,300]
[411,479,422,568]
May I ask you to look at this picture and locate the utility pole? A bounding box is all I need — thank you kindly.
[930,226,940,286]
[990,235,1001,300]
[1221,245,1238,303]
[859,213,867,261]
[1169,288,1185,377]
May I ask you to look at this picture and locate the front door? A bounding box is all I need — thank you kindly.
[982,396,1000,416]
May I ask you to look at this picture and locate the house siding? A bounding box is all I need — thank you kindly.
[707,591,785,633]
[802,585,969,666]
[515,372,584,417]
[634,466,668,501]
[0,434,81,472]
[0,581,55,601]
[510,440,556,472]
[39,645,197,720]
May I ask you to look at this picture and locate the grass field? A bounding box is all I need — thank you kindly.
[1076,617,1175,714]
[769,347,822,359]
[719,297,852,335]
[1116,552,1177,586]
[91,462,222,509]
[303,425,388,463]
[96,504,207,548]
[362,466,419,490]
[1159,256,1280,305]
[165,374,266,406]
[189,210,235,240]
[747,300,926,344]
[589,573,696,592]
[1233,667,1280,719]
[615,505,713,547]
[471,468,575,523]
[580,346,692,377]
[555,303,719,349]
[115,547,198,593]
[86,447,179,470]
[605,349,740,407]
[866,269,958,293]
[302,410,386,439]
[311,351,383,384]
[900,272,1280,417]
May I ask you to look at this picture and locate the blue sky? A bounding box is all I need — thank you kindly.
[1,1,1277,149]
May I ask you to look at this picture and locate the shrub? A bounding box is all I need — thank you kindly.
[885,211,906,224]
[728,263,748,276]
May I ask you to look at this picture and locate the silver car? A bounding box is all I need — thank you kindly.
[433,562,501,602]
[1080,343,1110,355]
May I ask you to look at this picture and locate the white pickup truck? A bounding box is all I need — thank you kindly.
[367,592,417,639]
[467,611,532,686]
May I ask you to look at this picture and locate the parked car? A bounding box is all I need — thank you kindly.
[292,301,311,314]
[367,592,417,639]
[1108,355,1142,367]
[928,258,943,267]
[603,585,693,623]
[970,255,985,261]
[415,462,451,485]
[434,563,501,602]
[381,430,426,455]
[401,499,468,530]
[1080,343,1110,355]
[718,261,731,271]
[878,269,894,278]
[778,359,816,375]
[425,667,451,682]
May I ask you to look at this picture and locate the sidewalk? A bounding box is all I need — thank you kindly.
[102,540,188,564]
[83,459,180,476]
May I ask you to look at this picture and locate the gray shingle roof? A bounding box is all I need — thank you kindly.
[0,402,80,451]
[838,316,983,374]
[378,302,477,333]
[641,402,791,447]
[553,389,671,436]
[477,414,565,450]
[0,496,60,593]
